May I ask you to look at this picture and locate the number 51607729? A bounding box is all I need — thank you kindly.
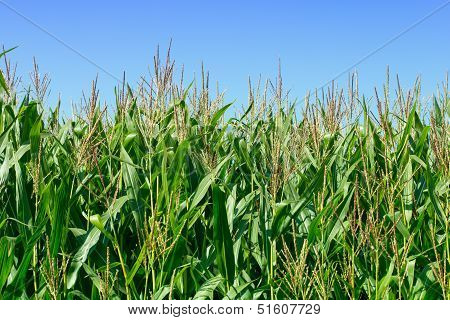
[257,303,320,315]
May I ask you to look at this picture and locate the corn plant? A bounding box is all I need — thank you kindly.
[0,48,449,300]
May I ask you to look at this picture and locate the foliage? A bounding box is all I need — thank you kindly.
[0,53,449,299]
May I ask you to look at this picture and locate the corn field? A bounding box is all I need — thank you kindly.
[0,48,449,300]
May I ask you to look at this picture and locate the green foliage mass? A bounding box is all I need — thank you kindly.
[0,51,449,299]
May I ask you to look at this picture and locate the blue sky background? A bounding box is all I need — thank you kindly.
[1,0,449,114]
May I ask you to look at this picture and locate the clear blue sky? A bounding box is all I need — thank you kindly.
[1,0,449,113]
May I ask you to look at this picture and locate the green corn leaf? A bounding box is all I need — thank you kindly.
[0,237,15,291]
[212,184,235,285]
[193,275,223,300]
